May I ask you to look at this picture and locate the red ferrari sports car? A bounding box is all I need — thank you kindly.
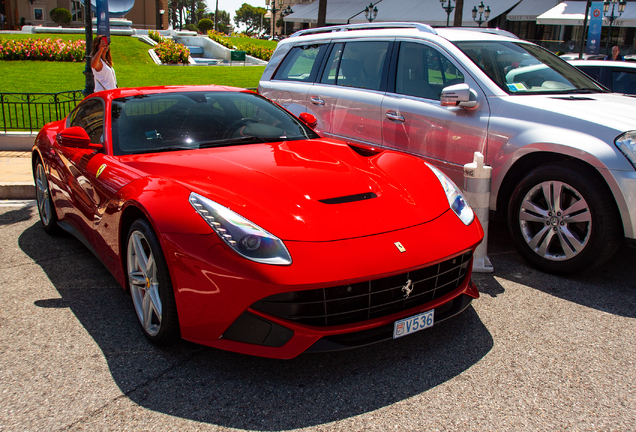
[32,85,483,359]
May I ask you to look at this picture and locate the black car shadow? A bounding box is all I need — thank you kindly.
[19,221,493,431]
[475,219,636,319]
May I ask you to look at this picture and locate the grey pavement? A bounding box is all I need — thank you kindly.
[1,201,635,431]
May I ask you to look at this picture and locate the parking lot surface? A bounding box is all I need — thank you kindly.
[1,200,635,431]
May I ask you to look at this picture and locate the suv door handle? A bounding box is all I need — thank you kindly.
[385,111,405,122]
[310,96,325,106]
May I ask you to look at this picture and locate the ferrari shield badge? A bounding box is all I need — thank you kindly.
[96,164,107,178]
[394,241,406,253]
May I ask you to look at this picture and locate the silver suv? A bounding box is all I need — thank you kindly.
[259,22,636,275]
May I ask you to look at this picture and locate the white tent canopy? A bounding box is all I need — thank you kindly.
[537,1,636,27]
[507,0,560,21]
[284,0,522,27]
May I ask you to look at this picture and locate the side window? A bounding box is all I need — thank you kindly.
[577,66,601,82]
[321,41,390,91]
[70,98,104,144]
[396,42,464,100]
[612,69,636,94]
[321,43,343,85]
[273,44,327,82]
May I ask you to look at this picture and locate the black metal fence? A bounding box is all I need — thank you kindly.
[0,90,84,133]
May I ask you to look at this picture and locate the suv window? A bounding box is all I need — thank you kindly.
[69,98,104,145]
[396,42,464,100]
[273,44,327,82]
[613,68,636,94]
[320,41,390,91]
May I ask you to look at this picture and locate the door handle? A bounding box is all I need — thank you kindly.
[310,96,325,106]
[385,111,405,122]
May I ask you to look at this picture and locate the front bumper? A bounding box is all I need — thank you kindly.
[160,210,483,358]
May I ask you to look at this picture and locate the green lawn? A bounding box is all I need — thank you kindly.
[0,34,266,93]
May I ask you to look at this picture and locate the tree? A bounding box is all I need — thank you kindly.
[234,3,267,36]
[453,0,463,27]
[49,7,72,26]
[198,18,213,33]
[317,0,327,27]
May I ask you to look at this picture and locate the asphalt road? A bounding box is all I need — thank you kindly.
[1,200,635,431]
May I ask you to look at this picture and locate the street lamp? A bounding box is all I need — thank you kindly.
[281,5,293,36]
[604,0,627,55]
[159,9,164,30]
[472,2,490,27]
[364,2,378,23]
[440,0,455,27]
[265,0,283,39]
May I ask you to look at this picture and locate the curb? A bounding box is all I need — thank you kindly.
[0,182,35,200]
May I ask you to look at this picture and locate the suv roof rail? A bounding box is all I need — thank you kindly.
[444,27,519,39]
[289,22,437,38]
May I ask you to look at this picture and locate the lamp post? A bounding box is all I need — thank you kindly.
[159,9,164,30]
[363,2,378,23]
[440,0,455,27]
[82,0,94,96]
[265,0,283,39]
[281,5,293,36]
[472,2,490,27]
[604,0,626,55]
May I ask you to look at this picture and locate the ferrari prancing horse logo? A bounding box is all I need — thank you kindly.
[96,164,107,178]
[394,241,406,253]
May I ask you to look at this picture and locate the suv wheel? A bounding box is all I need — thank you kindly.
[508,161,621,274]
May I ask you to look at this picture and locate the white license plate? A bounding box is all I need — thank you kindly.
[393,309,434,339]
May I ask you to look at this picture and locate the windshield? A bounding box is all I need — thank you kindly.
[111,91,319,155]
[455,41,607,95]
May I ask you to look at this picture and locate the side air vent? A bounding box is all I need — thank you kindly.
[319,192,377,204]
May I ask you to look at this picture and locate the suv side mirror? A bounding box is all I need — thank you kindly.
[299,112,318,129]
[440,84,478,109]
[56,126,103,150]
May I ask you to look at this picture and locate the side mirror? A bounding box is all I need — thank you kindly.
[440,83,478,109]
[56,126,103,150]
[299,112,318,129]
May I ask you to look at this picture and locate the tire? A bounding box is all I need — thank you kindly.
[34,159,61,235]
[126,219,180,345]
[508,161,621,275]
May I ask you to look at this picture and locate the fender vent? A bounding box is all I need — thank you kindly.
[319,192,377,204]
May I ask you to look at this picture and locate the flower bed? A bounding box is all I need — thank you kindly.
[207,31,274,61]
[153,39,190,64]
[0,38,85,62]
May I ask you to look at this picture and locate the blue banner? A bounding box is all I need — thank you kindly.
[586,2,604,55]
[96,0,110,42]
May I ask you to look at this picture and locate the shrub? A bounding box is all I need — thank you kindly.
[153,39,190,64]
[148,30,164,44]
[184,23,199,33]
[49,8,72,26]
[0,37,85,61]
[198,18,213,33]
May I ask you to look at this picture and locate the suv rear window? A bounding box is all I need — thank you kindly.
[273,44,328,82]
[320,41,390,91]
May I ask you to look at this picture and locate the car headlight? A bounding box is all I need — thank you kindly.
[425,163,475,226]
[189,192,292,265]
[615,131,636,169]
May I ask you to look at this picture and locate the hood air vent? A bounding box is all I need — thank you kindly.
[549,96,596,101]
[319,192,377,204]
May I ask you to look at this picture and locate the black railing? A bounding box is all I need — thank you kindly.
[0,90,84,133]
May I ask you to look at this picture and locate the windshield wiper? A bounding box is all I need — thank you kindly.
[136,145,197,154]
[198,136,272,148]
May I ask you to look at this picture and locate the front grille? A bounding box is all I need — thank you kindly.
[251,251,472,327]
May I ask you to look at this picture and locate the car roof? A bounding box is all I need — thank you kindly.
[286,22,521,45]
